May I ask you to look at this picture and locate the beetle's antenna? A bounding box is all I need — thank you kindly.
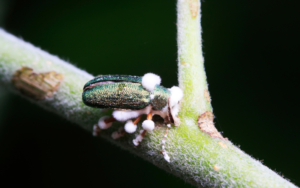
[161,124,171,162]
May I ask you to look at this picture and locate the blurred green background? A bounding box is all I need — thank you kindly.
[0,0,299,187]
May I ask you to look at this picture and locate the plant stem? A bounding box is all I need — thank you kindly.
[0,1,297,186]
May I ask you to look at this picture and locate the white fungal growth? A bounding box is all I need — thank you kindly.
[133,130,145,146]
[150,94,155,99]
[142,120,155,131]
[142,73,161,92]
[169,86,184,108]
[112,111,140,122]
[124,120,137,133]
[113,106,151,122]
[168,86,183,121]
[92,124,101,136]
[98,116,112,129]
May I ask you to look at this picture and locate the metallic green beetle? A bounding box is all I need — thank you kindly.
[82,75,171,111]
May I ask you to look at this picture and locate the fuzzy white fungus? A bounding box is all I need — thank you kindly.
[112,106,151,122]
[124,120,137,133]
[133,131,144,146]
[142,73,161,92]
[98,116,112,129]
[150,94,155,99]
[113,111,139,122]
[168,86,183,123]
[142,120,155,131]
[169,86,184,108]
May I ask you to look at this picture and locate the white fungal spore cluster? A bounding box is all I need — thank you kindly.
[98,116,112,129]
[141,73,161,92]
[124,120,137,133]
[133,130,146,146]
[168,86,184,125]
[112,106,151,122]
[142,120,155,131]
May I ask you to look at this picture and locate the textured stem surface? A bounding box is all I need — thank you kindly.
[0,3,296,187]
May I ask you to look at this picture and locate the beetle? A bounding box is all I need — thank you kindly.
[82,73,183,147]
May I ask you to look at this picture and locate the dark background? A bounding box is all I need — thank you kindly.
[0,0,299,187]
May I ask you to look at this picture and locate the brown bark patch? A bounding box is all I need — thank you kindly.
[197,111,224,139]
[189,0,199,18]
[12,66,63,100]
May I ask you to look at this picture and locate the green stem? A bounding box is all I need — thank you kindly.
[0,1,296,186]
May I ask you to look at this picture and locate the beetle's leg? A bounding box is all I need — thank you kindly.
[93,124,101,136]
[98,116,116,129]
[133,115,142,124]
[147,113,153,120]
[133,113,156,146]
[142,113,155,131]
[112,127,126,139]
[124,115,142,133]
[133,129,147,146]
[93,116,116,136]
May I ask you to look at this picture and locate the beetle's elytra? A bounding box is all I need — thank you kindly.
[82,75,170,110]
